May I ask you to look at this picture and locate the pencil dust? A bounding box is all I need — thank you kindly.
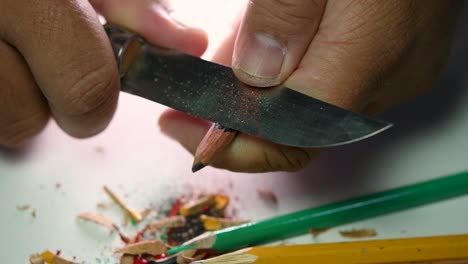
[31,188,246,264]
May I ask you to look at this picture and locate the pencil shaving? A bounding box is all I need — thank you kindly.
[200,215,249,231]
[256,188,278,204]
[29,254,44,264]
[339,228,378,238]
[30,251,78,264]
[77,212,118,231]
[147,215,186,232]
[195,253,258,264]
[309,227,330,237]
[103,185,142,222]
[17,204,31,211]
[119,254,134,264]
[114,239,167,255]
[176,249,197,264]
[183,232,216,249]
[179,195,216,216]
[214,194,230,212]
[140,208,157,220]
[96,203,108,209]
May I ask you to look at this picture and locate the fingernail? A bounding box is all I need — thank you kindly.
[233,33,286,86]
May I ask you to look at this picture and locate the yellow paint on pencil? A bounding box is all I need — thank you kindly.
[198,234,468,264]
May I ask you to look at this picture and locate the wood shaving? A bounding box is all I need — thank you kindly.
[339,228,378,238]
[140,208,157,220]
[77,212,118,231]
[120,254,134,264]
[146,216,186,232]
[123,213,130,226]
[103,185,142,222]
[17,204,31,211]
[213,194,230,212]
[176,249,197,264]
[29,254,44,264]
[177,249,207,264]
[179,195,216,216]
[30,251,78,264]
[309,227,330,237]
[96,203,108,209]
[200,215,249,231]
[257,188,278,204]
[114,240,167,255]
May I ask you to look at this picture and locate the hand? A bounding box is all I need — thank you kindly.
[159,0,461,172]
[0,0,207,147]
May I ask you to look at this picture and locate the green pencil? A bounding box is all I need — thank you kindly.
[168,171,468,255]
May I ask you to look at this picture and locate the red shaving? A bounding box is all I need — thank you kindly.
[134,230,145,243]
[153,253,166,260]
[168,198,183,217]
[201,205,211,213]
[133,257,148,264]
[119,233,131,244]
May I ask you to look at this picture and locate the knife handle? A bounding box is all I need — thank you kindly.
[104,24,144,78]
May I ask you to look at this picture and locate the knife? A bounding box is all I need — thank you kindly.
[105,25,391,148]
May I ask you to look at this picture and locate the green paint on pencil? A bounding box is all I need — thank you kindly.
[168,170,468,255]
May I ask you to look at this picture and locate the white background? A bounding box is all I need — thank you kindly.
[1,1,468,263]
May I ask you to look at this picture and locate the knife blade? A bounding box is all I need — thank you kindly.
[105,25,391,148]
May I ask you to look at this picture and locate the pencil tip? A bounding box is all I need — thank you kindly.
[192,162,206,173]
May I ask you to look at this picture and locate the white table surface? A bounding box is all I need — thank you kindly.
[1,2,468,263]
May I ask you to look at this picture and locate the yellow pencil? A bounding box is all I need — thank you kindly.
[192,234,468,264]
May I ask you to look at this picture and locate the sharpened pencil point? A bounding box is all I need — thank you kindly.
[192,162,206,173]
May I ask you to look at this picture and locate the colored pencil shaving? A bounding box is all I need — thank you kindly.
[114,240,167,255]
[200,215,249,231]
[146,216,187,233]
[168,171,468,255]
[192,123,238,172]
[30,251,78,264]
[191,234,468,264]
[77,212,119,231]
[339,228,378,238]
[103,185,142,222]
[179,195,216,216]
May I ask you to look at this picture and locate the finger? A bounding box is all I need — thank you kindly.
[285,1,428,111]
[0,41,49,147]
[209,7,243,66]
[89,0,208,56]
[232,0,326,87]
[1,0,120,138]
[159,110,318,172]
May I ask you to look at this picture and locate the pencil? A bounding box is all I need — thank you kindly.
[191,234,468,264]
[192,123,238,172]
[167,170,468,255]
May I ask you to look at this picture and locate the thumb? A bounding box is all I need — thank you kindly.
[232,0,326,87]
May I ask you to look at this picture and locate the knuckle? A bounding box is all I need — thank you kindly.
[59,63,118,118]
[0,111,49,147]
[249,0,325,34]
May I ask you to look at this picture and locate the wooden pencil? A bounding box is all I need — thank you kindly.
[191,234,468,264]
[192,123,238,172]
[167,170,468,255]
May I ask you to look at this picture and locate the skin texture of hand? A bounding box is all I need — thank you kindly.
[159,0,462,172]
[0,0,207,147]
